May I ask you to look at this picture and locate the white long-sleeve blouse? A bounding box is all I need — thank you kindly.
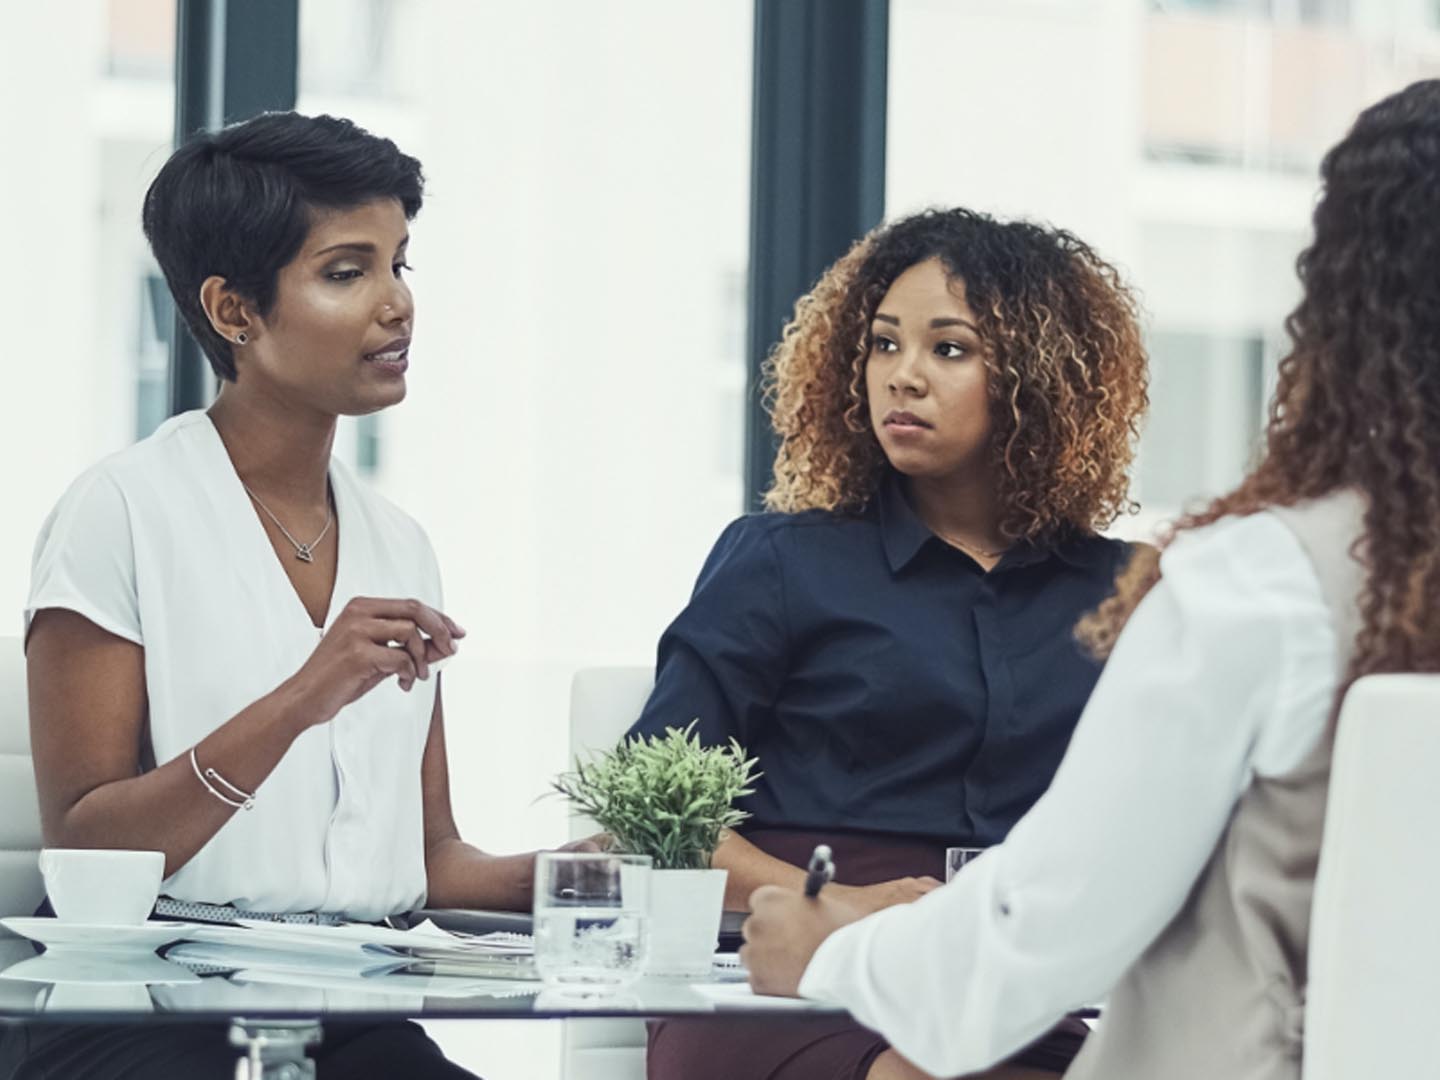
[797,511,1339,1076]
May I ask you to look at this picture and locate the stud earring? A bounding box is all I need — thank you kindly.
[235,332,248,345]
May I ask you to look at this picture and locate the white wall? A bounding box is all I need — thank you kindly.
[1,2,110,628]
[298,3,754,1075]
[887,0,1438,540]
[887,0,1144,272]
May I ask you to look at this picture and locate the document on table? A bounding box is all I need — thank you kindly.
[687,953,825,1008]
[165,919,537,981]
[689,983,827,1009]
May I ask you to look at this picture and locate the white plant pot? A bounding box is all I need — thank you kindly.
[644,867,728,977]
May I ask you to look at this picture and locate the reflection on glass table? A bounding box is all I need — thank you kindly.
[0,924,838,1023]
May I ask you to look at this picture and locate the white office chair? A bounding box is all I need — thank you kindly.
[561,666,655,1080]
[1305,674,1440,1079]
[0,636,43,918]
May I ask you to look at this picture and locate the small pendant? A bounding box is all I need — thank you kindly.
[295,546,315,563]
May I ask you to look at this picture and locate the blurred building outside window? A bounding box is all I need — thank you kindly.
[888,0,1440,542]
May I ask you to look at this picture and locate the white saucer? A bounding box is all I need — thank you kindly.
[0,917,190,954]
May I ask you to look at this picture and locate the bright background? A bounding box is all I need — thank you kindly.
[5,1,1440,1075]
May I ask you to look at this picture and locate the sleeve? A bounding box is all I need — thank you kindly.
[24,468,142,647]
[626,516,789,750]
[796,512,1338,1076]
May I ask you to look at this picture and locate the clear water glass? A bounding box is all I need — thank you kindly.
[945,846,987,883]
[533,852,651,991]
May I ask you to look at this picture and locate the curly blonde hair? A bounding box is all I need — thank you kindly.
[762,208,1149,544]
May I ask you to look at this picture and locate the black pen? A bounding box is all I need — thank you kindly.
[803,844,834,898]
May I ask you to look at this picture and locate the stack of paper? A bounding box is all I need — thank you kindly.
[165,919,537,983]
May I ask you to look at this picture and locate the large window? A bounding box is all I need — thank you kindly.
[3,0,175,627]
[887,0,1440,537]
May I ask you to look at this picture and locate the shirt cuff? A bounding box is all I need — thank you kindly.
[797,915,869,1004]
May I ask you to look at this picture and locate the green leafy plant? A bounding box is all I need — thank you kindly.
[553,723,762,871]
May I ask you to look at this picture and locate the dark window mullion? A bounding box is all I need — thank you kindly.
[744,0,888,510]
[167,0,299,417]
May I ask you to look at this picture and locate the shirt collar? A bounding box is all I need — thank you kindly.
[876,470,1110,574]
[877,472,942,573]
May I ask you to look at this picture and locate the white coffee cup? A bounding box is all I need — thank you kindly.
[37,849,164,925]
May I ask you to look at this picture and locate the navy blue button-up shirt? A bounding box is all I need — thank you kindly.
[628,472,1135,846]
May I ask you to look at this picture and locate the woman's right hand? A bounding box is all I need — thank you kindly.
[286,596,465,726]
[831,875,942,916]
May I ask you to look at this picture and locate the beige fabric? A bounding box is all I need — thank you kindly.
[1065,491,1366,1080]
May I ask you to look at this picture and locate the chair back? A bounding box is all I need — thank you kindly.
[0,637,42,917]
[562,666,654,1080]
[1305,674,1440,1078]
[565,666,655,840]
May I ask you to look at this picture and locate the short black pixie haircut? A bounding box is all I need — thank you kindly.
[142,112,425,381]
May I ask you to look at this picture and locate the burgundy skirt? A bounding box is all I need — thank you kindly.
[645,827,1087,1080]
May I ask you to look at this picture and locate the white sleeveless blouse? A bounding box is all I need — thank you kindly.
[24,410,440,921]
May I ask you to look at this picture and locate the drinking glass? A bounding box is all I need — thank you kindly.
[533,852,651,990]
[945,846,987,883]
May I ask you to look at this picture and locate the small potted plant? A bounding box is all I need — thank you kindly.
[553,723,760,976]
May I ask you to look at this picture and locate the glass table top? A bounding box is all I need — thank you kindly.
[0,933,842,1024]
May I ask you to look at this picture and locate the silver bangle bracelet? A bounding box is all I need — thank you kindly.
[189,747,256,811]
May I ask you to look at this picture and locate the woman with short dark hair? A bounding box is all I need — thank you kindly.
[3,111,549,1078]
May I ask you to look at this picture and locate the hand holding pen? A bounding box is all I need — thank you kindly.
[742,842,857,997]
[744,841,939,995]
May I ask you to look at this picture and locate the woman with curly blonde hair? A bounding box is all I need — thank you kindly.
[630,206,1149,1080]
[742,80,1440,1080]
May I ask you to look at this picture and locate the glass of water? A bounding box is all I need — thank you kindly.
[534,852,651,991]
[945,846,987,883]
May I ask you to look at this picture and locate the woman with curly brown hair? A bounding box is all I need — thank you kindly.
[742,79,1440,1080]
[629,207,1149,1080]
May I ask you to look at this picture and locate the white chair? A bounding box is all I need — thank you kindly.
[561,666,655,1080]
[1305,674,1440,1079]
[0,636,43,918]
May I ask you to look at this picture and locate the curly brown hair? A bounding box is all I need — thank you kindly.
[1079,79,1440,685]
[762,207,1149,545]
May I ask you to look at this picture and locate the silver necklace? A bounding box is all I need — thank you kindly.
[243,483,334,563]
